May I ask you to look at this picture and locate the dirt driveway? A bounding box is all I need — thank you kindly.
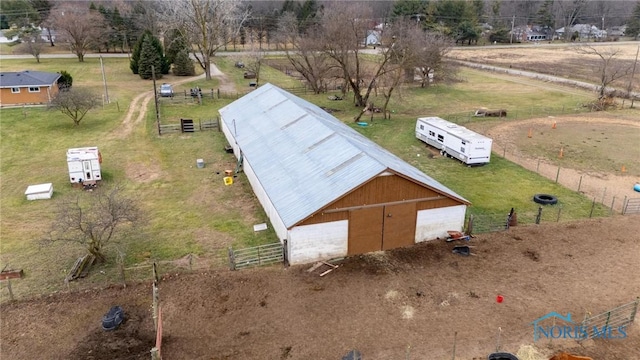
[1,216,638,360]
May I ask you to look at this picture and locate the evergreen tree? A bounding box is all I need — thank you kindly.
[130,31,169,75]
[626,2,640,38]
[57,70,73,90]
[165,29,188,65]
[138,36,162,80]
[536,0,555,37]
[172,49,195,76]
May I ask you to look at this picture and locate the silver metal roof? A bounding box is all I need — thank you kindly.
[220,83,469,228]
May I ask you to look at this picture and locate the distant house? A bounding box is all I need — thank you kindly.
[0,71,62,107]
[364,30,381,46]
[607,25,627,37]
[555,24,606,40]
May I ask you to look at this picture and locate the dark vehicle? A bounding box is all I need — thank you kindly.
[235,61,245,68]
[243,71,256,79]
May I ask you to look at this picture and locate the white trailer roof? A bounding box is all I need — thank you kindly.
[418,117,491,142]
[67,147,99,161]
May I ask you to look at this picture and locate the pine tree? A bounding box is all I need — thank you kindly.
[138,37,162,80]
[172,49,195,76]
[130,31,169,75]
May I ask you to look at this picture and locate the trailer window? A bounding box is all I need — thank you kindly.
[429,131,435,136]
[437,134,444,142]
[460,147,465,153]
[419,124,424,130]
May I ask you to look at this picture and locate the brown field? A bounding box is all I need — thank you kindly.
[448,42,640,93]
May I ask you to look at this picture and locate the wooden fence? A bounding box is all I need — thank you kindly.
[159,118,219,135]
[623,198,640,215]
[579,297,639,341]
[228,242,285,270]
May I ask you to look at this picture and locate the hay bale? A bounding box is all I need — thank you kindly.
[516,345,548,360]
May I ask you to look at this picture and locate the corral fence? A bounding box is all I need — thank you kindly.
[228,242,286,270]
[579,297,639,341]
[159,118,220,135]
[623,198,640,215]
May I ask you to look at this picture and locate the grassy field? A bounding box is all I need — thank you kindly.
[0,52,622,299]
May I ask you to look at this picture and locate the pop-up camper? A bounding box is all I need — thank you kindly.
[67,147,102,184]
[416,117,492,165]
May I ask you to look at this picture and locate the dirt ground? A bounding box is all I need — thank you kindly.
[473,115,640,213]
[2,216,639,360]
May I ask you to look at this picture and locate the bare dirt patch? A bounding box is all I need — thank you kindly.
[472,114,640,212]
[2,216,639,360]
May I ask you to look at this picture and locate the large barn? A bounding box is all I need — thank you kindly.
[219,84,470,265]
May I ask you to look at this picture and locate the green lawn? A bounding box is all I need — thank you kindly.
[0,55,616,299]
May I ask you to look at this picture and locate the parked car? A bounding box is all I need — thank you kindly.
[243,71,256,79]
[159,83,174,97]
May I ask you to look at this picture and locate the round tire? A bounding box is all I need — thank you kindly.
[533,194,558,205]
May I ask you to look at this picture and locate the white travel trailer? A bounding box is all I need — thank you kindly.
[67,147,102,183]
[416,117,492,165]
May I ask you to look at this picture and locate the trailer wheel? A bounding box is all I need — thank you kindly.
[533,194,558,205]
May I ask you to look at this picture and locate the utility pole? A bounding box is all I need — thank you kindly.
[152,65,161,135]
[510,15,515,44]
[99,56,110,104]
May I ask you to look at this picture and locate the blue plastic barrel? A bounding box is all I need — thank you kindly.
[634,184,640,192]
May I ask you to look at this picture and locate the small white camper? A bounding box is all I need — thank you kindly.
[67,147,102,184]
[416,117,492,165]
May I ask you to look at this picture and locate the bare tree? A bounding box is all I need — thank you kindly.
[49,88,98,126]
[276,11,332,94]
[415,32,454,88]
[47,3,105,62]
[158,0,249,80]
[577,45,632,101]
[320,2,397,121]
[555,0,587,40]
[44,185,142,263]
[239,44,267,87]
[12,27,46,63]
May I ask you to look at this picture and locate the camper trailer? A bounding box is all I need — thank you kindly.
[67,147,102,184]
[416,117,492,165]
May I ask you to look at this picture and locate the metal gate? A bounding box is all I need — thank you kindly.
[579,298,639,341]
[623,198,640,215]
[228,242,284,270]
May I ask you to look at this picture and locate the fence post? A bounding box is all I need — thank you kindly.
[601,187,607,204]
[228,247,235,270]
[555,166,560,183]
[556,207,562,222]
[630,297,639,322]
[535,206,542,224]
[610,196,616,215]
[622,196,628,214]
[578,176,582,192]
[283,239,289,267]
[589,197,596,218]
[217,89,220,99]
[466,215,474,235]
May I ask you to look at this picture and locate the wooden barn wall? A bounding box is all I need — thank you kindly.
[298,174,463,226]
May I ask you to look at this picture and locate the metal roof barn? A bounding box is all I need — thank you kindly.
[220,84,470,265]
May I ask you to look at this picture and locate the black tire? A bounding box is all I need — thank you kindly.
[533,193,558,205]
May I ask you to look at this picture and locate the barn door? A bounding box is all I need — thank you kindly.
[83,160,93,180]
[348,207,383,255]
[382,203,416,250]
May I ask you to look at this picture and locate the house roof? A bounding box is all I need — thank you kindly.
[0,71,61,88]
[219,83,469,228]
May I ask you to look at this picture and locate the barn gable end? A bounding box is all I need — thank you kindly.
[219,84,470,265]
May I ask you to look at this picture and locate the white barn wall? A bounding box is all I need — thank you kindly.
[415,205,467,242]
[288,221,348,265]
[221,120,288,241]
